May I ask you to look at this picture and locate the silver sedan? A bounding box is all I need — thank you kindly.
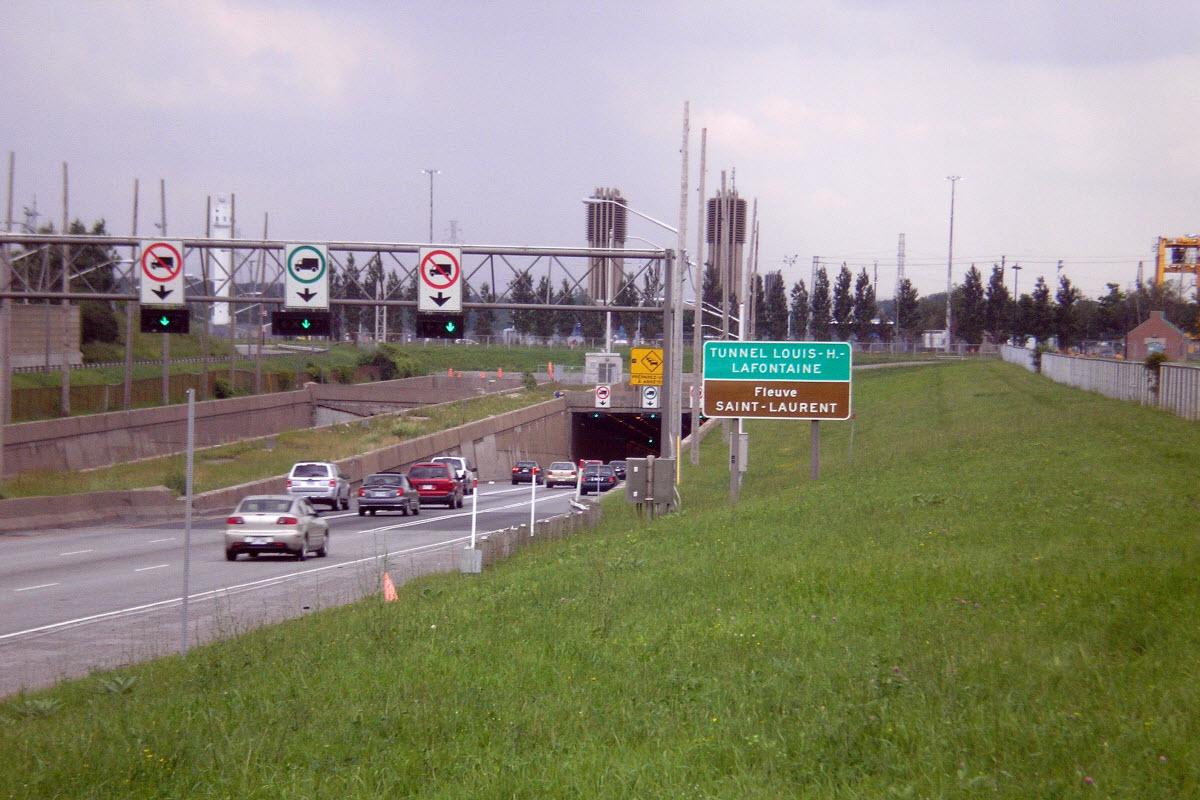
[224,495,330,562]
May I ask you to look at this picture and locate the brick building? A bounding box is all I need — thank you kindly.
[1125,310,1189,360]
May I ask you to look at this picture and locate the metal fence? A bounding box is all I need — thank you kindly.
[1006,344,1200,420]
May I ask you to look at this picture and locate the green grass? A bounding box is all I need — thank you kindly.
[0,388,555,499]
[5,360,1195,797]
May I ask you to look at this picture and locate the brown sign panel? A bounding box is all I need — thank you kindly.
[702,379,851,420]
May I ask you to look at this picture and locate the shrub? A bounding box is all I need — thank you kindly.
[213,378,234,399]
[274,372,293,391]
[163,466,186,495]
[357,349,397,381]
[331,365,355,384]
[522,371,537,391]
[304,363,324,384]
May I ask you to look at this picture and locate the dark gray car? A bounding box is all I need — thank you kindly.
[356,472,420,517]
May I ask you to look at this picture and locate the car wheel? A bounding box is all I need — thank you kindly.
[512,479,517,485]
[400,505,409,516]
[341,496,350,510]
[457,495,464,509]
[225,549,237,561]
[249,552,259,559]
[411,502,420,515]
[369,509,377,516]
[297,538,308,561]
[316,534,328,558]
[357,508,365,516]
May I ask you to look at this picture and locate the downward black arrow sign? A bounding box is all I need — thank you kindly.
[297,288,317,302]
[431,292,450,307]
[152,286,173,300]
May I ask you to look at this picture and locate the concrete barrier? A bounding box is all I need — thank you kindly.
[0,488,178,534]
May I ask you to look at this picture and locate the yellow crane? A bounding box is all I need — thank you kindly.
[1155,235,1200,286]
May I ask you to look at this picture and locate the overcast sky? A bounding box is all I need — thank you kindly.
[3,0,1198,300]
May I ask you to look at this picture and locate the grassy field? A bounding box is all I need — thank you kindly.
[0,387,554,499]
[6,360,1192,797]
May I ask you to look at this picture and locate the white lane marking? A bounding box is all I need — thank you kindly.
[0,536,475,642]
[355,493,574,536]
[134,564,170,572]
[148,538,175,544]
[15,583,60,593]
[59,549,94,556]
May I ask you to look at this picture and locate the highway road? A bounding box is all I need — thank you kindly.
[0,482,589,697]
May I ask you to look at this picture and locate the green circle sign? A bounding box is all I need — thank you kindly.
[287,245,326,284]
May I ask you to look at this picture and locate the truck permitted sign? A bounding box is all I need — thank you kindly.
[284,244,329,309]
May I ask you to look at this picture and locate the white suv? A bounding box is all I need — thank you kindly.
[431,456,477,495]
[286,462,350,510]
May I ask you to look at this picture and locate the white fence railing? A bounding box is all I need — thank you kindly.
[1005,345,1200,420]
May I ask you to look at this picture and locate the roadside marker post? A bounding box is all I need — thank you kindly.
[180,388,195,656]
[529,467,538,536]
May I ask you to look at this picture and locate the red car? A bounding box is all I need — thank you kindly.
[407,462,465,508]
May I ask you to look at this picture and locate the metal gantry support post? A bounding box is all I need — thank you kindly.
[0,151,13,482]
[691,129,707,467]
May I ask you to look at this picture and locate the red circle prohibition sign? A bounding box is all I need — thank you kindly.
[595,385,611,400]
[141,243,183,283]
[419,249,461,291]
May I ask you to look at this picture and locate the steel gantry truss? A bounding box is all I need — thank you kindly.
[0,231,680,479]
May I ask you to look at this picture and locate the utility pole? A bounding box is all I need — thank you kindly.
[782,254,799,339]
[124,181,138,408]
[944,175,961,353]
[808,256,817,340]
[672,101,689,467]
[60,162,70,417]
[422,168,440,242]
[0,151,13,482]
[894,233,905,341]
[1012,262,1022,298]
[691,128,707,467]
[158,179,168,406]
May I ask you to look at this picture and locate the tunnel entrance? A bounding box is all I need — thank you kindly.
[570,411,693,463]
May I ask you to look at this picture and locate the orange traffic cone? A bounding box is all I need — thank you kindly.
[498,368,504,379]
[382,572,398,602]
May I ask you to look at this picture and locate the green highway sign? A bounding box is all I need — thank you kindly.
[702,340,852,420]
[702,342,851,381]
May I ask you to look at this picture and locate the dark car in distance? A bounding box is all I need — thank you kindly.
[580,464,618,495]
[608,460,628,480]
[407,462,465,508]
[357,472,420,517]
[511,460,543,485]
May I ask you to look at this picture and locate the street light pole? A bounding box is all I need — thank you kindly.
[945,175,961,353]
[422,168,440,242]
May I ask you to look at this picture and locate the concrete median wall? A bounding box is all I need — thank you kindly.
[0,488,178,534]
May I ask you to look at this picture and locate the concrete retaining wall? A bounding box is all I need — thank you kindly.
[2,374,526,477]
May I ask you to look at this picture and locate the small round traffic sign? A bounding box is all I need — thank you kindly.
[595,385,611,401]
[287,245,327,284]
[643,386,658,401]
[420,249,461,291]
[140,242,183,283]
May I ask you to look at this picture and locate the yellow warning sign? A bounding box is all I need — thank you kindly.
[629,347,664,386]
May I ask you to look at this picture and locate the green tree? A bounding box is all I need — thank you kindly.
[385,271,403,337]
[474,282,495,337]
[639,269,663,341]
[789,280,809,341]
[763,271,789,340]
[896,278,920,341]
[1030,277,1055,343]
[533,276,555,338]
[508,271,537,334]
[831,264,853,340]
[750,273,766,339]
[984,264,1011,343]
[1095,282,1128,340]
[1055,275,1082,350]
[852,269,877,342]
[554,279,576,338]
[810,268,832,340]
[956,265,986,345]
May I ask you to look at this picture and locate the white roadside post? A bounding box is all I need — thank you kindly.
[529,466,538,536]
[180,388,195,655]
[469,478,479,549]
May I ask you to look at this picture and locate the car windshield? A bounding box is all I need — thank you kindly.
[583,466,613,476]
[433,458,463,467]
[365,475,404,486]
[550,462,574,470]
[409,466,448,479]
[517,462,537,468]
[291,464,329,478]
[237,498,293,514]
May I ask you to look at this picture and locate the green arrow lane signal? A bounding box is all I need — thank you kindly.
[159,316,169,327]
[444,320,457,333]
[301,318,312,330]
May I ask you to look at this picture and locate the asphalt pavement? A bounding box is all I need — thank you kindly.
[0,482,587,697]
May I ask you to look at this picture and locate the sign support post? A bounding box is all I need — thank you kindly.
[811,420,820,480]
